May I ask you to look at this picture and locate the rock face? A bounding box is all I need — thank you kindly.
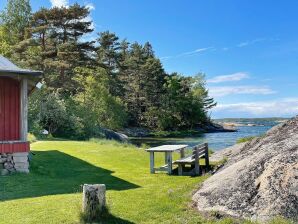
[122,128,151,137]
[193,116,298,221]
[202,123,237,133]
[102,128,129,142]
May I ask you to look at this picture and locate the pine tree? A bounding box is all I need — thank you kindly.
[13,4,95,95]
[96,31,123,97]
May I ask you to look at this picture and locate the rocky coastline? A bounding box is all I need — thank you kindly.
[102,122,237,142]
[193,116,298,221]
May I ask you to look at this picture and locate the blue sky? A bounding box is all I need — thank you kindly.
[2,0,298,118]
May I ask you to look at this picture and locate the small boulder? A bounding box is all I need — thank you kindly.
[102,128,129,142]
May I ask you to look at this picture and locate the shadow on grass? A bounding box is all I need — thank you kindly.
[81,214,135,224]
[80,206,136,224]
[0,150,139,202]
[100,215,135,224]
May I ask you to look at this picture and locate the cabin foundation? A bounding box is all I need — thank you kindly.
[0,152,29,174]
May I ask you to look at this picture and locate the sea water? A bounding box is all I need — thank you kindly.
[131,121,279,151]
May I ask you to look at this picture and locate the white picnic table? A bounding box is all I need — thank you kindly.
[146,145,188,175]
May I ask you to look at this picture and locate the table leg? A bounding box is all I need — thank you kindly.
[166,152,173,175]
[165,152,168,166]
[180,148,185,158]
[150,152,155,174]
[178,164,183,176]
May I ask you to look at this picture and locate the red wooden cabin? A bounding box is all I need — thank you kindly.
[0,56,42,154]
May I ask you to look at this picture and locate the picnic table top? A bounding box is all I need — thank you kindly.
[146,144,188,152]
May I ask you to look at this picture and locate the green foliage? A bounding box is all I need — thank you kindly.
[27,133,37,143]
[0,0,31,57]
[29,88,67,134]
[0,25,12,56]
[13,3,95,94]
[156,73,215,130]
[267,216,296,224]
[29,87,86,139]
[0,0,31,42]
[3,1,216,139]
[74,67,128,131]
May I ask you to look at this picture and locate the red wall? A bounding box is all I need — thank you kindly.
[0,77,20,141]
[0,142,29,153]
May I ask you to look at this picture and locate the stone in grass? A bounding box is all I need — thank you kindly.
[82,184,106,222]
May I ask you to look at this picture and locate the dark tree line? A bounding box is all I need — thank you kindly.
[0,0,216,139]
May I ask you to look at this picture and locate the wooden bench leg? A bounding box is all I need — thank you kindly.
[205,143,210,171]
[194,161,200,176]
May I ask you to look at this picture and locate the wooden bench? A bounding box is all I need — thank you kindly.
[174,143,209,176]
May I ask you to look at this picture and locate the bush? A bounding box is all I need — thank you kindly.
[27,133,37,143]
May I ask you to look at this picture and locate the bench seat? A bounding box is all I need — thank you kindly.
[174,156,194,164]
[173,143,209,176]
[174,154,205,164]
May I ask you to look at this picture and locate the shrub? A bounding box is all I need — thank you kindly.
[27,133,37,143]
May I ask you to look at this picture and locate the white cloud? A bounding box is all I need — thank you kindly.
[237,38,266,48]
[82,3,96,30]
[85,3,95,11]
[160,47,214,60]
[80,15,95,30]
[181,47,213,55]
[160,56,172,60]
[50,0,69,7]
[212,98,298,117]
[208,86,276,97]
[207,72,249,83]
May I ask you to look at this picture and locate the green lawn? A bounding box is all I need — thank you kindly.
[0,140,290,224]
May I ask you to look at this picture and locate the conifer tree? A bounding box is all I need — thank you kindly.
[96,31,122,96]
[13,4,95,95]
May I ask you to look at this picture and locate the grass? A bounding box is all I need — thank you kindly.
[0,140,294,224]
[236,133,267,144]
[236,136,256,143]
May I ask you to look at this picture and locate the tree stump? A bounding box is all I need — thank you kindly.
[82,184,106,221]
